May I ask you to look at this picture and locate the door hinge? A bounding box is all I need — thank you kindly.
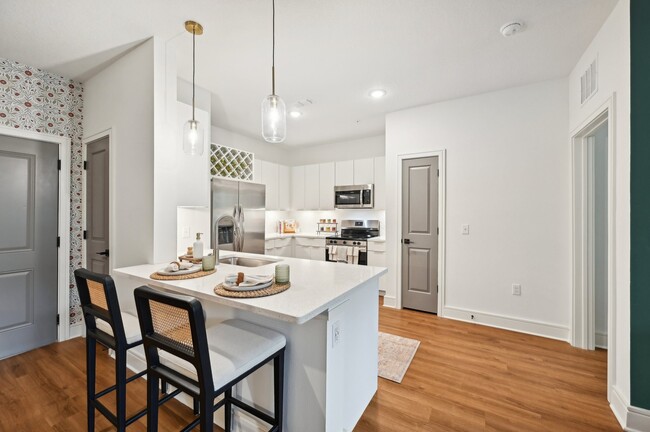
[83,160,87,170]
[437,168,439,177]
[83,230,87,240]
[56,314,60,326]
[57,236,60,247]
[437,285,439,293]
[437,227,439,235]
[57,159,61,171]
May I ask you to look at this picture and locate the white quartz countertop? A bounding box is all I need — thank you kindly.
[114,252,387,325]
[266,233,386,242]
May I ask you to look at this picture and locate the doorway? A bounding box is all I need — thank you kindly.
[85,136,110,273]
[0,135,59,358]
[401,156,440,313]
[572,107,613,354]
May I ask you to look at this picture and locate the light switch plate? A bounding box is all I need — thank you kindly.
[512,284,522,296]
[462,224,470,235]
[182,226,190,238]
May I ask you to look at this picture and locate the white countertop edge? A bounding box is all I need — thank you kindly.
[265,233,386,242]
[114,261,387,325]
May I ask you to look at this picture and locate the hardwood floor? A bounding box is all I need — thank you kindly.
[0,302,621,431]
[357,301,621,432]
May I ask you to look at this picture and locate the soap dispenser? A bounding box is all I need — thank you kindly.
[193,233,204,259]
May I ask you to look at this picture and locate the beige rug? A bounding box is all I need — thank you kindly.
[378,332,420,383]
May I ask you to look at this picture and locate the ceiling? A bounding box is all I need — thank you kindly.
[0,0,618,146]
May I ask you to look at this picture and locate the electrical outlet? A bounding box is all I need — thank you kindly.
[512,284,522,296]
[332,320,342,348]
[462,224,470,235]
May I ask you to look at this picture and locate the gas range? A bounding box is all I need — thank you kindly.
[325,220,379,264]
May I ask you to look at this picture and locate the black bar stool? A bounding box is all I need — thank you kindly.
[74,269,181,431]
[133,285,286,431]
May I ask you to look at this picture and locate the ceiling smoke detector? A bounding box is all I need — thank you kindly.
[500,21,524,37]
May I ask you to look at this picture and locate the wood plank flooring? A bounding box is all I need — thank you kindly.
[0,301,621,431]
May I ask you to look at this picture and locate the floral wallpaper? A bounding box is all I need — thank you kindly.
[0,58,84,325]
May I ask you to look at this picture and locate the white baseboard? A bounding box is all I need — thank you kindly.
[608,384,650,431]
[382,295,397,308]
[611,385,630,429]
[596,331,608,349]
[68,323,85,339]
[442,306,570,342]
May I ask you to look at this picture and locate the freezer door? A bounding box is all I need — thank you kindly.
[211,178,239,252]
[238,181,266,254]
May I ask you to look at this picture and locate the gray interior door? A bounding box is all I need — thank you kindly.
[0,135,59,359]
[86,137,110,274]
[401,156,439,313]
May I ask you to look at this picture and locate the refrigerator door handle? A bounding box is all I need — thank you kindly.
[238,206,245,251]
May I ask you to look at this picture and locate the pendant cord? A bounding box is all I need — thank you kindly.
[192,27,196,122]
[272,0,276,96]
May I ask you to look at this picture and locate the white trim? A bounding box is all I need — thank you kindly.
[395,149,446,313]
[0,125,71,342]
[68,322,85,339]
[596,331,608,349]
[82,129,116,273]
[382,295,397,308]
[611,386,629,429]
[570,95,617,405]
[443,305,570,341]
[610,385,650,432]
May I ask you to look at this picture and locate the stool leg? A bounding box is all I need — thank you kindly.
[224,388,232,431]
[86,338,96,432]
[147,373,159,432]
[115,349,127,432]
[193,398,199,415]
[274,351,285,431]
[199,393,214,432]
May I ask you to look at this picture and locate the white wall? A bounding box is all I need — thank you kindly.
[288,135,385,166]
[385,78,571,335]
[177,207,211,256]
[568,0,630,420]
[212,126,291,166]
[83,39,155,269]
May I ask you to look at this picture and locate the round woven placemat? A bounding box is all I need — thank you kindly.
[150,269,216,281]
[214,281,291,298]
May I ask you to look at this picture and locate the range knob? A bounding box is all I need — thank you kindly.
[342,241,347,245]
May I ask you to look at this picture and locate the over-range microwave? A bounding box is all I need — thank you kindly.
[334,184,374,209]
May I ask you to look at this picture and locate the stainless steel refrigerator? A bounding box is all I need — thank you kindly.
[210,178,266,255]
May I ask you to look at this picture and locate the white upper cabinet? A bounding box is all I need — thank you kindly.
[304,164,320,210]
[319,162,335,210]
[353,158,374,185]
[291,165,305,210]
[278,164,291,210]
[176,102,210,207]
[261,160,279,210]
[373,156,386,209]
[253,158,262,183]
[335,160,354,185]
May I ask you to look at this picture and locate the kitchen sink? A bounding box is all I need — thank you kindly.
[218,256,280,267]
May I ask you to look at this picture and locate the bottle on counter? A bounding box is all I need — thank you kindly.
[193,233,204,259]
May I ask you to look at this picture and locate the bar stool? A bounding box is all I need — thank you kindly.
[74,269,180,431]
[133,285,286,431]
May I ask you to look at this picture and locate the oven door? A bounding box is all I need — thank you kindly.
[334,189,362,208]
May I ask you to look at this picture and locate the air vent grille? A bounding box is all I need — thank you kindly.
[580,58,598,105]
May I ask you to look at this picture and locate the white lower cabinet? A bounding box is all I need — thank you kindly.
[367,245,387,293]
[294,244,311,260]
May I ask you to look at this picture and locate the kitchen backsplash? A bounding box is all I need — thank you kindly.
[267,209,386,237]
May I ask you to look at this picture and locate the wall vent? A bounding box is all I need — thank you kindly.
[580,57,598,105]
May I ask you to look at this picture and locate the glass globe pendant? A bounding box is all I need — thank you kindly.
[261,0,286,143]
[183,20,205,156]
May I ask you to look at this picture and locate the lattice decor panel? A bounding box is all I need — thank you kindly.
[210,144,254,181]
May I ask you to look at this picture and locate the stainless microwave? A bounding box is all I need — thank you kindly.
[334,184,374,209]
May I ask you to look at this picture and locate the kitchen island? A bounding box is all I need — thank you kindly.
[113,252,386,432]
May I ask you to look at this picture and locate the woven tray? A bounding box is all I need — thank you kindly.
[150,269,216,281]
[214,281,291,298]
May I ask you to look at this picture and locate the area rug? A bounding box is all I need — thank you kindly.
[378,332,421,383]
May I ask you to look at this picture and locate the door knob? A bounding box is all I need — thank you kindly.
[96,249,110,257]
[402,239,412,244]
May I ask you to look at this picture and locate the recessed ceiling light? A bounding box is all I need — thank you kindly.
[369,89,387,99]
[289,110,302,118]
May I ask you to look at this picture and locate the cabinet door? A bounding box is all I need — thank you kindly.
[335,160,354,185]
[253,158,263,183]
[368,250,388,292]
[278,164,291,210]
[373,156,386,209]
[261,160,279,210]
[353,158,374,185]
[304,164,320,210]
[310,247,326,261]
[319,162,335,210]
[291,165,305,210]
[294,245,311,260]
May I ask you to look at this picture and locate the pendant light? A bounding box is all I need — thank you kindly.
[183,20,205,156]
[261,0,286,143]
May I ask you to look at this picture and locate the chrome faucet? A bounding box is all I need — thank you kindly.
[213,214,238,263]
